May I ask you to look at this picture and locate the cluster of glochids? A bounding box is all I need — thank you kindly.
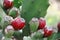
[2,0,60,38]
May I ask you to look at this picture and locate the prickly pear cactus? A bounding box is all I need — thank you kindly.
[0,0,60,40]
[21,0,49,36]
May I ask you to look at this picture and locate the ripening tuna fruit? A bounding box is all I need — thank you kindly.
[11,17,25,30]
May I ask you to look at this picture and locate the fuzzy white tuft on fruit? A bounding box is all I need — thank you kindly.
[4,15,13,23]
[5,25,14,34]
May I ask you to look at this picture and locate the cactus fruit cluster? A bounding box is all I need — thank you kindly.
[0,0,60,40]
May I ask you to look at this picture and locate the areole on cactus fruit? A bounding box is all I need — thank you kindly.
[3,0,13,9]
[11,17,25,30]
